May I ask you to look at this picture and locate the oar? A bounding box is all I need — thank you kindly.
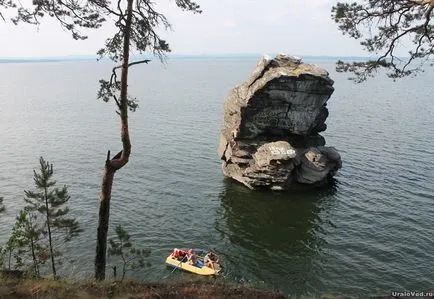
[171,255,187,273]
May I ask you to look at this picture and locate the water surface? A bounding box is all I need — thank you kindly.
[0,58,433,296]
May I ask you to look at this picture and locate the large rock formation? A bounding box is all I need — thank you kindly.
[218,54,341,190]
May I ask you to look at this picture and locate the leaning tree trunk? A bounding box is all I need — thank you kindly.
[95,0,134,281]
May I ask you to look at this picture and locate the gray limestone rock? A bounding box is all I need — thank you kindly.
[253,141,296,168]
[295,147,341,184]
[218,54,342,190]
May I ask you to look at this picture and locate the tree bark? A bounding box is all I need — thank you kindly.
[28,214,39,277]
[95,165,115,280]
[45,185,56,278]
[95,0,134,281]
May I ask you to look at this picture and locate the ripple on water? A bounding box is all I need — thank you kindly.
[0,61,433,295]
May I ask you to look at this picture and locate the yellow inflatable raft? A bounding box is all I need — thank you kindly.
[165,251,220,276]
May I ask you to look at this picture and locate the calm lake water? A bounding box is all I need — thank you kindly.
[0,58,433,296]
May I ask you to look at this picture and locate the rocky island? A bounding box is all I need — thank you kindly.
[218,54,342,190]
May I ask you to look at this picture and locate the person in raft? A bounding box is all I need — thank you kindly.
[171,248,187,261]
[186,249,198,266]
[204,249,219,269]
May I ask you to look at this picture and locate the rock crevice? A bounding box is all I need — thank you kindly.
[218,54,341,190]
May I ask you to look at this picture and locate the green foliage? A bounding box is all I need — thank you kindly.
[95,1,200,279]
[95,0,202,114]
[23,156,82,278]
[25,157,82,240]
[332,1,434,82]
[96,0,201,63]
[2,0,201,282]
[1,209,45,276]
[1,0,106,40]
[108,224,151,281]
[1,157,80,278]
[1,215,24,270]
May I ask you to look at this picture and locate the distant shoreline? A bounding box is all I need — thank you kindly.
[0,54,374,64]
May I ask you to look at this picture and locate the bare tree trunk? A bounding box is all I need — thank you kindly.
[95,165,115,280]
[95,0,134,281]
[30,235,39,277]
[28,214,39,277]
[45,186,56,278]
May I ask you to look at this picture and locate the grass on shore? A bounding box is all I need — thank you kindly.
[0,277,286,299]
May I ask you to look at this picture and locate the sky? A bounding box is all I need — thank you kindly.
[0,0,368,58]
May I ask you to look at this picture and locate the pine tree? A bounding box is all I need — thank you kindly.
[94,0,201,281]
[24,156,82,278]
[1,0,201,280]
[1,209,45,276]
[1,219,23,271]
[332,1,434,82]
[108,224,150,281]
[0,1,106,40]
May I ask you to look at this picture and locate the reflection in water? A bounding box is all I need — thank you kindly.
[215,179,338,295]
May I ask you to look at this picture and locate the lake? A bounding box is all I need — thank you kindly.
[0,57,433,296]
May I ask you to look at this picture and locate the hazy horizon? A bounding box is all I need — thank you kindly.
[0,53,377,61]
[0,0,380,58]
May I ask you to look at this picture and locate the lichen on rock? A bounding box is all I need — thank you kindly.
[218,53,342,190]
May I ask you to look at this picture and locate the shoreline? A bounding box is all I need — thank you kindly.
[0,277,285,299]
